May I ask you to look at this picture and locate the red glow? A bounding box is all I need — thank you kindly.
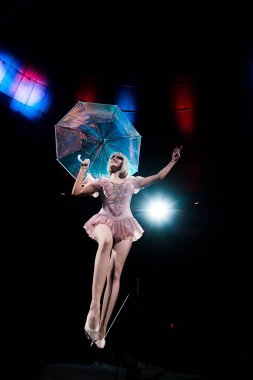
[19,65,47,84]
[175,108,196,134]
[170,79,196,134]
[76,80,99,102]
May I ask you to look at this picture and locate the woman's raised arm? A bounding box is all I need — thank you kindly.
[138,146,182,188]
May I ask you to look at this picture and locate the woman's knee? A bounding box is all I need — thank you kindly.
[99,235,113,251]
[98,231,113,251]
[112,267,122,282]
[94,225,113,249]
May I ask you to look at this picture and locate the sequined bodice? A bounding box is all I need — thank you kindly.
[100,179,134,217]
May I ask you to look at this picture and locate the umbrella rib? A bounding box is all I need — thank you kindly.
[82,104,104,141]
[91,144,109,175]
[105,136,141,142]
[81,131,101,140]
[105,106,118,138]
[100,142,110,166]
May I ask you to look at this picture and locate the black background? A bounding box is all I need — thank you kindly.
[1,3,252,379]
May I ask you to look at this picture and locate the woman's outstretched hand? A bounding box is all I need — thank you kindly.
[172,146,182,162]
[82,158,90,168]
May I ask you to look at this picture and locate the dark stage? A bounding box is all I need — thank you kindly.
[1,3,252,380]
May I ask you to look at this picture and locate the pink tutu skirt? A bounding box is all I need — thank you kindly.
[84,213,144,242]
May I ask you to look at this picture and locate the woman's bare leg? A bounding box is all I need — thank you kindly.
[86,224,113,330]
[98,236,133,339]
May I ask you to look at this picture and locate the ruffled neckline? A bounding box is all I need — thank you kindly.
[108,178,127,185]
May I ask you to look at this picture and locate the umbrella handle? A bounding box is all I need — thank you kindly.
[77,154,85,164]
[77,155,90,167]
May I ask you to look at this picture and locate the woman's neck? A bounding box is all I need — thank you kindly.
[110,172,121,180]
[109,173,125,183]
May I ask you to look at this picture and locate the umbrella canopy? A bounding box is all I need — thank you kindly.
[55,101,141,179]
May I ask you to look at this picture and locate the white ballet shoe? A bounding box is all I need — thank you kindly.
[84,320,99,342]
[94,338,106,349]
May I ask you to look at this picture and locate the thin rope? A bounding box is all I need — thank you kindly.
[104,293,130,338]
[91,293,130,347]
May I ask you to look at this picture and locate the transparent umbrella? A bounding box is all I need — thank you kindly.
[55,101,141,178]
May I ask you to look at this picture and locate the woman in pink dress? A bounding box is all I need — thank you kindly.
[72,147,181,348]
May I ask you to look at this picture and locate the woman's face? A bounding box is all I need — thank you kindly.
[109,154,123,171]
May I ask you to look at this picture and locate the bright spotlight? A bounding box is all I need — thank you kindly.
[146,198,173,222]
